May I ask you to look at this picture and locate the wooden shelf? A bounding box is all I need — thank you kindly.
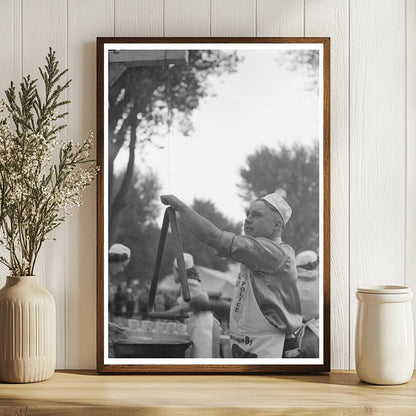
[0,370,415,415]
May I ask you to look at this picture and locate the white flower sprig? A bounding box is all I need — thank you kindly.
[0,48,97,276]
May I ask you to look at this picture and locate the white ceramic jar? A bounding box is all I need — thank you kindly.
[355,285,414,385]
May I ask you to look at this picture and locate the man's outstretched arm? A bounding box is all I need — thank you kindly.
[161,195,222,250]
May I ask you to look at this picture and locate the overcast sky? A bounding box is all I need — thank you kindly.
[114,49,320,223]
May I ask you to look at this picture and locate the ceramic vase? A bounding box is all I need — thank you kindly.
[355,285,414,385]
[0,276,56,383]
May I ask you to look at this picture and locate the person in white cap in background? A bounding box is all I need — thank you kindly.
[160,193,302,358]
[165,253,220,358]
[109,243,132,316]
[109,243,131,278]
[108,243,131,357]
[295,250,320,358]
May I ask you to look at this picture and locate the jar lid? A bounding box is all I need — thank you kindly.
[357,285,411,294]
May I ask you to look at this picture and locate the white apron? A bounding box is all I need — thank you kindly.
[187,312,214,358]
[178,280,215,358]
[230,265,285,358]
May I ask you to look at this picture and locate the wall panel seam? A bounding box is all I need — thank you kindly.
[348,0,351,370]
[404,0,407,285]
[65,0,69,369]
[303,0,305,36]
[20,0,23,79]
[20,0,22,80]
[209,0,212,36]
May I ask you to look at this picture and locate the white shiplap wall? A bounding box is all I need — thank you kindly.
[0,0,413,370]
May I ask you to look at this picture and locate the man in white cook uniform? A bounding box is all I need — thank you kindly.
[160,192,302,358]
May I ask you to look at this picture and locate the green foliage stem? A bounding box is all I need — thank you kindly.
[0,48,96,276]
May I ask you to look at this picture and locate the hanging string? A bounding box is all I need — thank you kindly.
[164,51,173,194]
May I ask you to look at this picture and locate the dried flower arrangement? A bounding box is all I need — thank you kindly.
[0,48,96,276]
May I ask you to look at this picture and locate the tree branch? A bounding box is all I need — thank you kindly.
[109,109,138,242]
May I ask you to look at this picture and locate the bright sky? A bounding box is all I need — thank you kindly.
[114,49,319,223]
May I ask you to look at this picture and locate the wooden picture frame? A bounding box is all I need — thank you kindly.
[97,37,330,373]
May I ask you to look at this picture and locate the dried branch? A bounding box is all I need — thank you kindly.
[0,48,97,276]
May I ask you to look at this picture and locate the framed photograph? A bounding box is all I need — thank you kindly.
[97,37,330,373]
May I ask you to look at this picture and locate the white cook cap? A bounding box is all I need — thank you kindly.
[260,192,292,226]
[296,250,318,267]
[174,253,194,270]
[109,243,131,259]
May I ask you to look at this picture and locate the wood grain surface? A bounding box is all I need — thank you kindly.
[349,0,406,369]
[115,0,163,37]
[211,0,256,37]
[22,0,68,369]
[165,0,211,37]
[305,0,349,371]
[0,371,415,415]
[66,0,114,369]
[406,0,416,367]
[257,0,304,37]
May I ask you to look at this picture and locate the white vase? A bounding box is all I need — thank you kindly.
[355,285,414,385]
[0,276,56,383]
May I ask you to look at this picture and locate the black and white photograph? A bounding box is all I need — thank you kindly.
[97,38,330,373]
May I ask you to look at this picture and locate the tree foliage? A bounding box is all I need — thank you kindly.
[111,168,164,284]
[108,50,242,242]
[276,49,319,92]
[239,143,319,253]
[179,199,242,272]
[113,168,162,233]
